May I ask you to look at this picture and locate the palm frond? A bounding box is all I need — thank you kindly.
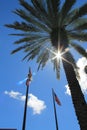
[63,9,79,26]
[31,0,44,10]
[9,33,28,36]
[10,32,47,36]
[22,52,30,61]
[41,52,49,69]
[24,38,49,52]
[14,37,31,44]
[46,0,60,27]
[67,18,87,31]
[70,42,87,58]
[13,30,49,44]
[19,0,39,17]
[22,45,42,61]
[22,38,50,61]
[27,47,41,61]
[11,44,29,54]
[14,35,43,44]
[60,0,76,25]
[11,40,45,55]
[46,0,54,17]
[72,23,87,31]
[31,0,52,28]
[46,0,60,15]
[68,32,87,42]
[5,21,41,32]
[51,0,60,16]
[13,9,50,32]
[37,50,49,70]
[52,59,60,79]
[31,0,47,16]
[19,0,52,28]
[69,3,87,23]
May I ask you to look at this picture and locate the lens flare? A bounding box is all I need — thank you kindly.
[56,51,62,59]
[46,47,72,65]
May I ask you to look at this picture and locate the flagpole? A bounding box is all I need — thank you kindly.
[22,67,32,130]
[22,83,29,130]
[52,88,58,130]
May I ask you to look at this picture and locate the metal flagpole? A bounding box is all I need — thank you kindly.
[22,83,29,130]
[52,88,58,130]
[22,68,32,130]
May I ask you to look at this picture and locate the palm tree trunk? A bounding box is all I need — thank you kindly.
[62,52,87,130]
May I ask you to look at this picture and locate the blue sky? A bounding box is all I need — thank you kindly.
[0,0,87,130]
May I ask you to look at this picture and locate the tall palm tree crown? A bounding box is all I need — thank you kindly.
[6,0,87,129]
[6,0,87,78]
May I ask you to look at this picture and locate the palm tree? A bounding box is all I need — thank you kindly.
[5,0,87,129]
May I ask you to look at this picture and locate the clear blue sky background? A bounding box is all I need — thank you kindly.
[0,0,87,130]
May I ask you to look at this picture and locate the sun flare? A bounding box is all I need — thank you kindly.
[56,51,62,59]
[46,47,70,64]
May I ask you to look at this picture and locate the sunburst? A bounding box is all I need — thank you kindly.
[46,47,69,60]
[51,50,62,60]
[46,47,74,66]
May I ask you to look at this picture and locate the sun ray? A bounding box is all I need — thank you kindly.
[62,57,74,66]
[46,46,75,67]
[46,46,70,60]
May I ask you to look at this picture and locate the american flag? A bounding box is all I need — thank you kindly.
[54,91,61,106]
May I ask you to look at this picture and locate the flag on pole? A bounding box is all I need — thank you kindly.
[52,88,58,130]
[26,67,32,87]
[28,67,32,81]
[52,88,61,130]
[54,91,61,106]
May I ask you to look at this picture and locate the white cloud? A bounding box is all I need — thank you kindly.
[4,90,23,99]
[4,90,46,114]
[65,85,71,95]
[77,57,87,94]
[65,57,87,95]
[28,94,46,114]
